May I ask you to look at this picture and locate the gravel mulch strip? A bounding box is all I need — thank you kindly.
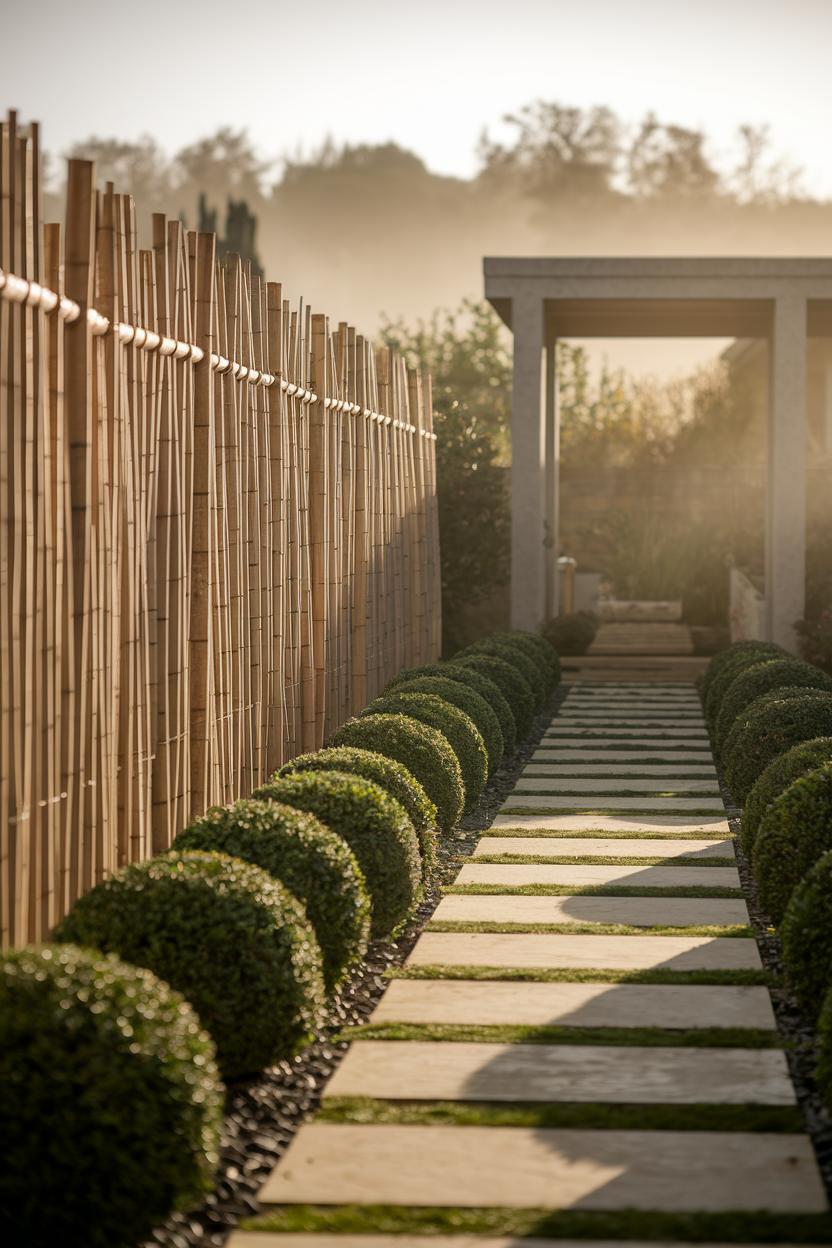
[143,684,568,1248]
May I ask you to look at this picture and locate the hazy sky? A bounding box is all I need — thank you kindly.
[8,0,832,195]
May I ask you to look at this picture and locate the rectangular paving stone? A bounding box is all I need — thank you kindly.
[548,723,708,728]
[525,763,717,777]
[541,733,718,743]
[475,836,734,859]
[532,749,715,762]
[514,778,721,795]
[409,931,761,970]
[434,893,749,927]
[501,796,726,813]
[370,978,776,1029]
[490,814,731,833]
[261,1123,825,1211]
[326,1040,794,1106]
[558,710,706,722]
[455,863,739,889]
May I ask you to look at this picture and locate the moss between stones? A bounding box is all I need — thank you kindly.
[337,1021,782,1047]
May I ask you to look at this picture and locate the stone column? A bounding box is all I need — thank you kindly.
[766,293,807,650]
[510,293,546,631]
[544,341,559,620]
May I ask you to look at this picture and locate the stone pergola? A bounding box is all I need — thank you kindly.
[485,257,832,650]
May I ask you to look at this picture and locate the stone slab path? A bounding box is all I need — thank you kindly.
[241,679,829,1240]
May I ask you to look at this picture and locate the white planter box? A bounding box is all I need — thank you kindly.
[729,568,766,642]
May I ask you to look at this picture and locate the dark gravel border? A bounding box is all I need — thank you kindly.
[144,684,569,1248]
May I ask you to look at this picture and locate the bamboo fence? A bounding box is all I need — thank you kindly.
[0,111,441,947]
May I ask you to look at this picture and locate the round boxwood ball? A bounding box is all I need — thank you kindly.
[0,944,223,1248]
[454,651,535,739]
[54,852,325,1079]
[700,639,785,702]
[722,687,832,802]
[278,747,438,873]
[741,737,832,858]
[388,674,504,776]
[704,642,785,726]
[173,799,370,989]
[781,849,832,1019]
[815,984,832,1107]
[460,637,546,709]
[753,764,832,922]
[714,658,832,756]
[364,691,487,812]
[489,630,562,690]
[331,712,464,834]
[253,769,422,937]
[391,661,517,755]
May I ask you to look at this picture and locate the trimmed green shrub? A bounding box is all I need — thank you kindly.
[391,661,517,755]
[54,852,325,1079]
[364,690,487,811]
[454,651,535,739]
[543,612,598,656]
[816,984,832,1106]
[460,637,547,709]
[488,629,562,690]
[753,764,832,922]
[388,674,503,776]
[0,944,223,1248]
[700,639,785,704]
[704,642,785,726]
[781,849,832,1019]
[253,769,422,937]
[331,712,464,834]
[278,747,438,872]
[741,737,832,858]
[722,688,832,801]
[714,658,832,755]
[173,799,370,989]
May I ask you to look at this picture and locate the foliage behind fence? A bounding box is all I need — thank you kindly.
[0,111,441,947]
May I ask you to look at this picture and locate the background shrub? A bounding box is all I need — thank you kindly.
[55,852,325,1079]
[459,636,547,709]
[391,661,517,755]
[753,764,832,922]
[0,944,223,1248]
[387,674,503,775]
[454,651,535,739]
[279,747,438,872]
[331,712,465,834]
[722,688,832,802]
[741,737,832,858]
[488,629,562,689]
[173,799,370,989]
[543,612,598,656]
[714,658,832,755]
[781,850,832,1019]
[253,769,422,937]
[703,642,785,726]
[364,690,487,811]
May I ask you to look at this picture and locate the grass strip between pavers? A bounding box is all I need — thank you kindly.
[317,1097,804,1133]
[391,964,774,986]
[512,789,722,799]
[336,1021,784,1048]
[469,853,737,866]
[444,883,744,899]
[482,827,733,839]
[240,1204,832,1242]
[426,919,752,936]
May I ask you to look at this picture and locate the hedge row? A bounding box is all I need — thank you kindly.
[3,626,561,1244]
[702,640,832,1116]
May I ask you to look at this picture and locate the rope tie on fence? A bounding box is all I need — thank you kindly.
[0,266,437,438]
